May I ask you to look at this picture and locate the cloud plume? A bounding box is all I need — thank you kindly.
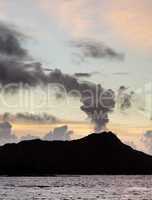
[81,84,115,132]
[0,63,116,131]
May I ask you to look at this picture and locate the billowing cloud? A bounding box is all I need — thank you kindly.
[0,21,116,131]
[47,70,116,132]
[81,84,115,132]
[0,60,46,87]
[70,39,124,61]
[47,69,116,132]
[0,61,116,131]
[43,125,73,141]
[141,130,152,155]
[0,123,74,145]
[117,86,134,111]
[0,121,17,145]
[0,22,113,96]
[19,125,73,142]
[0,23,28,59]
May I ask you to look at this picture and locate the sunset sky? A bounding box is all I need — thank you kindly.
[0,0,152,153]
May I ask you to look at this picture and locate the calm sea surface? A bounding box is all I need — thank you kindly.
[0,176,151,199]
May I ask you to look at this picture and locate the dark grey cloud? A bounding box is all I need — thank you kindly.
[0,22,45,88]
[74,71,99,78]
[74,73,92,78]
[47,69,82,92]
[0,60,51,94]
[0,22,116,131]
[3,63,115,132]
[47,70,116,132]
[81,84,115,132]
[0,23,28,59]
[0,60,46,87]
[47,69,116,131]
[0,23,97,92]
[70,39,124,62]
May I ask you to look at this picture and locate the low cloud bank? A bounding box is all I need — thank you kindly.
[0,122,73,146]
[43,125,73,141]
[141,130,152,155]
[0,121,17,145]
[2,112,58,124]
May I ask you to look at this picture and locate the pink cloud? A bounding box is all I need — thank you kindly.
[37,0,152,50]
[37,0,99,38]
[0,1,8,19]
[103,0,152,49]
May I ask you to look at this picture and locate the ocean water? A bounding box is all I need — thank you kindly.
[0,176,151,199]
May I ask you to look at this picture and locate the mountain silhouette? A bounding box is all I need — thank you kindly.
[0,132,152,175]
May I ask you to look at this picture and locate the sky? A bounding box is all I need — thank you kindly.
[0,0,152,152]
[0,0,151,86]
